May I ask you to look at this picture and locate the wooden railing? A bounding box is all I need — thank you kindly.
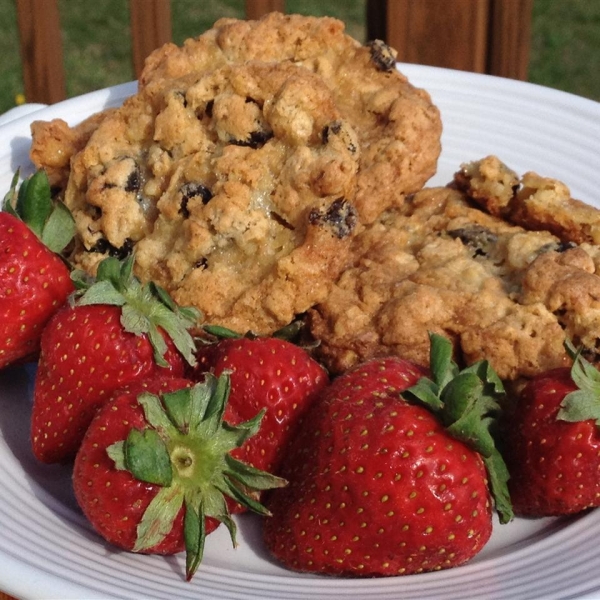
[14,0,533,106]
[368,0,533,80]
[15,0,176,104]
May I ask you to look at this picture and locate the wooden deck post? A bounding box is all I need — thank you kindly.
[15,0,66,104]
[246,0,285,20]
[488,0,534,80]
[367,0,533,80]
[129,0,172,78]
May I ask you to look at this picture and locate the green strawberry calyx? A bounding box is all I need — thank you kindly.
[107,372,287,580]
[202,320,306,342]
[403,332,514,524]
[201,324,247,340]
[557,339,600,425]
[3,169,75,254]
[200,319,319,350]
[71,254,201,367]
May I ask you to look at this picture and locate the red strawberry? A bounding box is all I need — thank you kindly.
[503,342,600,516]
[263,334,512,576]
[73,372,285,580]
[192,326,328,476]
[0,170,74,368]
[31,255,200,463]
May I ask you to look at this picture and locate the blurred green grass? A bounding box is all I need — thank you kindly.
[529,0,600,101]
[0,0,599,114]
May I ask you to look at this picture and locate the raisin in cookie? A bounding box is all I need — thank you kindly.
[139,12,442,223]
[63,61,360,334]
[308,178,600,381]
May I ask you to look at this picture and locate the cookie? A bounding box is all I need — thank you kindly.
[28,13,441,337]
[139,12,442,223]
[308,180,600,381]
[30,110,116,189]
[63,61,360,334]
[455,155,600,244]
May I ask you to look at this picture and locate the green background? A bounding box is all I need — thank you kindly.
[1,0,598,113]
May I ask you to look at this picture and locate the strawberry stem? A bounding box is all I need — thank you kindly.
[124,429,173,486]
[557,339,600,425]
[72,255,201,367]
[201,318,307,344]
[3,169,75,253]
[202,324,243,339]
[107,373,287,580]
[184,498,206,580]
[404,332,514,523]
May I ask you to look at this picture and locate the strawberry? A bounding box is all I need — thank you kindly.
[263,334,512,576]
[31,255,200,464]
[191,325,328,476]
[503,341,600,517]
[73,372,285,580]
[0,170,74,368]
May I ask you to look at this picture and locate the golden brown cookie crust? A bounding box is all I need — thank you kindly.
[456,155,600,245]
[29,110,116,189]
[307,183,600,380]
[63,61,361,334]
[139,12,442,224]
[28,13,442,337]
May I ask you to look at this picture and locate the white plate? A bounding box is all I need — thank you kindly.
[1,66,600,600]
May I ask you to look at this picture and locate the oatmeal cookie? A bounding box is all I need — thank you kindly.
[30,110,116,189]
[63,61,360,334]
[139,12,442,223]
[308,182,600,380]
[456,155,600,244]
